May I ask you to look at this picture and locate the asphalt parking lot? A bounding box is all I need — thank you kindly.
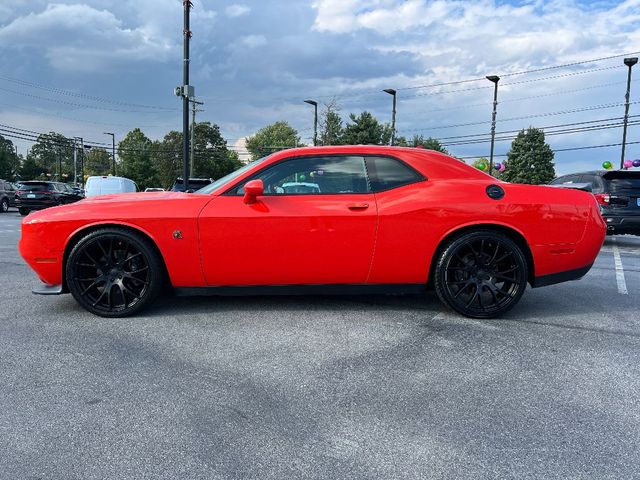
[1,210,639,479]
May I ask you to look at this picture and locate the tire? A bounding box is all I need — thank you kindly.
[19,207,29,216]
[433,230,528,319]
[66,228,164,317]
[0,198,8,213]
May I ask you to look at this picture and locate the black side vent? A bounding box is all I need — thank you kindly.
[486,184,505,200]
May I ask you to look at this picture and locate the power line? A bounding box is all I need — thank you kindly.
[402,100,640,133]
[458,140,640,160]
[0,75,180,111]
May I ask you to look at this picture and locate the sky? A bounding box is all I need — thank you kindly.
[1,0,640,174]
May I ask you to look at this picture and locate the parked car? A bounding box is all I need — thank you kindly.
[171,178,213,192]
[144,187,165,192]
[1,179,17,213]
[549,170,640,235]
[85,176,137,197]
[19,145,605,319]
[15,181,84,216]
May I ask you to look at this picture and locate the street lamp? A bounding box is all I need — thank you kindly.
[383,88,397,146]
[621,57,638,169]
[486,75,500,176]
[103,132,116,175]
[304,100,318,146]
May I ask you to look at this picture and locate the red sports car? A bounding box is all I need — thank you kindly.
[19,146,606,319]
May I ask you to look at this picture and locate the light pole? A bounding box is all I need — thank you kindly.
[621,57,638,169]
[383,89,397,146]
[103,132,115,175]
[304,100,318,146]
[486,75,500,176]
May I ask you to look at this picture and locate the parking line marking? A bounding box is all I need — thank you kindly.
[612,240,628,295]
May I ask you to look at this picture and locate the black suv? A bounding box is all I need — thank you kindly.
[1,179,16,213]
[170,178,213,192]
[15,181,84,216]
[550,170,640,235]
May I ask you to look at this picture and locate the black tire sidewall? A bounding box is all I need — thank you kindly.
[19,207,29,216]
[434,230,528,319]
[1,198,8,212]
[66,228,164,318]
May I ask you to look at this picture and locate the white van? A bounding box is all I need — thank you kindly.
[84,176,138,197]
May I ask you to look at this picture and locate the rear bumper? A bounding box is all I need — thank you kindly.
[603,215,640,235]
[15,200,58,211]
[531,263,593,288]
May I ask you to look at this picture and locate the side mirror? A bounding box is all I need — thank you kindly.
[243,179,264,204]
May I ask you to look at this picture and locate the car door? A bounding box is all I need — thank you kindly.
[198,155,378,286]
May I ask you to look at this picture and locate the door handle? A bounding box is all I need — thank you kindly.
[347,203,369,210]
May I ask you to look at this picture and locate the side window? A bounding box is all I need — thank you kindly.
[365,156,424,192]
[591,176,604,194]
[234,156,369,195]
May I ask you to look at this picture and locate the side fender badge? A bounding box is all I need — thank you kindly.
[172,230,183,240]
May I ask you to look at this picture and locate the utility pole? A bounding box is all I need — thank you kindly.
[486,75,500,176]
[104,132,116,175]
[621,57,638,169]
[182,0,192,191]
[190,98,204,176]
[73,137,80,185]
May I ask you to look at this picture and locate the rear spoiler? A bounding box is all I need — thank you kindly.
[548,182,592,192]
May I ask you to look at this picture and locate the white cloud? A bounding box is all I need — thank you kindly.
[239,34,267,48]
[0,1,217,71]
[225,4,251,18]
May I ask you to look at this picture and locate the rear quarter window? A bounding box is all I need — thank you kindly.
[365,156,425,192]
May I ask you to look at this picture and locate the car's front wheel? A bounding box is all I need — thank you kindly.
[1,198,8,213]
[18,207,29,216]
[433,230,528,319]
[66,228,164,317]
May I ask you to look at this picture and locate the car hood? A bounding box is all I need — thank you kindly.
[82,191,192,203]
[23,191,213,224]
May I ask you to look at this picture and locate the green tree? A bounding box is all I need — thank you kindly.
[319,100,344,146]
[502,128,555,185]
[0,135,20,180]
[154,132,182,190]
[19,154,44,180]
[30,132,74,180]
[409,135,449,154]
[118,128,157,189]
[342,111,391,145]
[84,148,111,176]
[191,122,242,179]
[246,121,300,160]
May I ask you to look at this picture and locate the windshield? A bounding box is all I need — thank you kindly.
[195,155,272,194]
[19,182,54,192]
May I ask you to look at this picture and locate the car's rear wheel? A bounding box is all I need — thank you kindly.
[66,228,164,317]
[434,230,528,319]
[1,198,8,213]
[18,207,29,216]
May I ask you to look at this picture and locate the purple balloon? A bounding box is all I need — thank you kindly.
[494,162,502,170]
[624,160,633,169]
[634,159,640,168]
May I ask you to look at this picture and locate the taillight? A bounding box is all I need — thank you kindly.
[594,193,610,205]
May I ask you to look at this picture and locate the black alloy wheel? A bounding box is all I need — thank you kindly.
[66,228,164,317]
[434,230,528,318]
[1,198,8,213]
[18,207,29,216]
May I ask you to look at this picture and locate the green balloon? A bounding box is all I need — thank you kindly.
[477,163,487,171]
[602,161,613,170]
